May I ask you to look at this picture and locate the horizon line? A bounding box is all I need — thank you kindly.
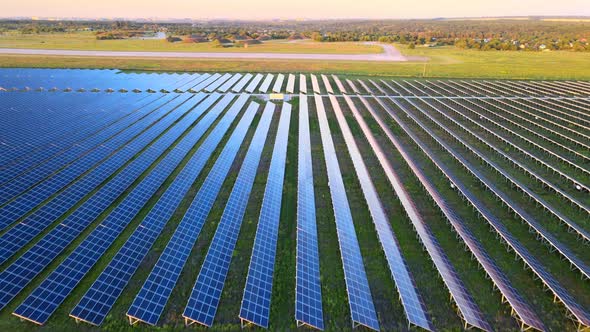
[1,14,590,22]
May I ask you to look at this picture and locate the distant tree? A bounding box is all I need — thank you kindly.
[311,32,323,42]
[408,42,416,49]
[378,36,392,43]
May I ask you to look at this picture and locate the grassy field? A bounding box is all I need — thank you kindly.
[0,32,381,54]
[1,44,590,79]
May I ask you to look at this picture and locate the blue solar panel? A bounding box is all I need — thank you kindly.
[12,93,229,325]
[69,95,253,326]
[315,95,379,331]
[218,73,243,93]
[272,74,285,93]
[204,73,232,92]
[0,93,155,185]
[0,94,167,203]
[0,93,129,165]
[191,73,221,92]
[0,94,184,233]
[0,94,205,313]
[338,95,433,331]
[183,102,274,327]
[245,74,264,93]
[295,95,324,330]
[388,96,588,329]
[239,103,291,329]
[232,73,253,93]
[124,98,259,327]
[369,96,492,331]
[258,74,274,93]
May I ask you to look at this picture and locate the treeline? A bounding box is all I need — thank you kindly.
[0,18,588,51]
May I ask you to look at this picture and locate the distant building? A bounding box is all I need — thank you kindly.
[184,34,209,43]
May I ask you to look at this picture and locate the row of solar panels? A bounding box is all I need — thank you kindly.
[0,90,588,331]
[0,92,442,331]
[377,96,590,329]
[3,68,590,97]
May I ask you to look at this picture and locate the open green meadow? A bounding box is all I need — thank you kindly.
[0,32,382,54]
[1,44,590,79]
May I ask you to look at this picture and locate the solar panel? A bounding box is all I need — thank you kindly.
[340,95,433,331]
[434,98,590,215]
[376,97,546,331]
[12,93,230,325]
[315,95,379,331]
[0,93,158,186]
[0,94,168,203]
[239,103,292,328]
[183,102,274,327]
[364,96,492,332]
[204,73,232,92]
[69,95,253,326]
[245,74,264,93]
[320,75,333,94]
[176,74,209,92]
[232,73,254,92]
[192,73,222,92]
[0,95,189,262]
[0,93,125,165]
[409,97,590,247]
[179,73,209,92]
[310,74,321,94]
[286,74,296,93]
[218,73,243,93]
[124,100,261,327]
[272,74,285,93]
[368,79,386,95]
[382,96,587,330]
[299,74,307,94]
[0,94,204,313]
[357,79,373,94]
[331,75,347,94]
[259,74,275,93]
[346,79,360,94]
[295,95,324,330]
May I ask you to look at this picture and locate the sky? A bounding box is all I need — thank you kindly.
[3,0,590,20]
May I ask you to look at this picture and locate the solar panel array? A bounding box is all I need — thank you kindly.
[239,103,292,328]
[379,97,545,331]
[13,93,229,324]
[1,70,589,331]
[364,96,492,332]
[0,95,185,233]
[339,95,433,331]
[382,96,590,329]
[70,96,254,326]
[124,95,253,326]
[295,95,324,330]
[0,94,202,312]
[316,95,379,331]
[183,102,274,327]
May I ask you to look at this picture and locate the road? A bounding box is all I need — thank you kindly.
[0,43,416,62]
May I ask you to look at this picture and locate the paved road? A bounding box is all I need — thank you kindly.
[0,43,416,62]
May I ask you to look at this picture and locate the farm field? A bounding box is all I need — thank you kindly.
[0,69,589,332]
[0,32,382,54]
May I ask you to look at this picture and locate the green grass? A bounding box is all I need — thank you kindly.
[1,38,590,79]
[0,32,381,54]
